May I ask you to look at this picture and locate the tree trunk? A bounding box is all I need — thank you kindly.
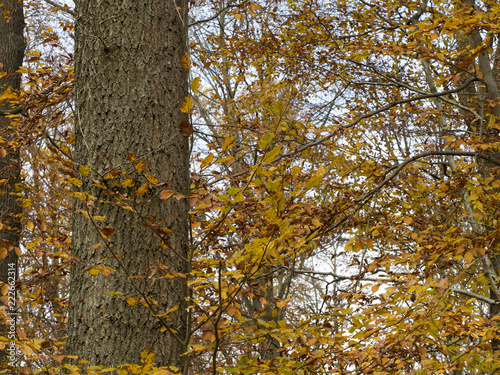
[0,0,24,371]
[67,0,190,369]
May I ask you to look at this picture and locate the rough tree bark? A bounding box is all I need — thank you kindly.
[67,0,190,369]
[0,0,24,371]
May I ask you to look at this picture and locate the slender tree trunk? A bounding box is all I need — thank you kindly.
[0,1,24,371]
[67,0,190,369]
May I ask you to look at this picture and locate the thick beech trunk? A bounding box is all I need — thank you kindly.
[0,0,24,370]
[67,0,190,368]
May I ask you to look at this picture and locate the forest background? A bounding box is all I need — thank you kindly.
[0,0,500,374]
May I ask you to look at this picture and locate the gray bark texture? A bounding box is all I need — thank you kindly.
[0,0,23,371]
[67,0,190,369]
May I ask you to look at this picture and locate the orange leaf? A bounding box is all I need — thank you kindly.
[135,159,146,173]
[160,190,175,200]
[136,181,149,195]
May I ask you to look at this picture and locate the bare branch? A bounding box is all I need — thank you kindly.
[189,0,249,28]
[293,269,498,304]
[41,0,75,16]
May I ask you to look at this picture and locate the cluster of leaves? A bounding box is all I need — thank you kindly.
[1,0,500,374]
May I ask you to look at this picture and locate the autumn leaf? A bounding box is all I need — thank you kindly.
[101,226,115,238]
[190,77,201,93]
[0,86,16,101]
[145,173,159,185]
[181,52,190,69]
[258,132,274,149]
[178,120,193,137]
[262,145,281,163]
[122,177,135,187]
[127,297,139,306]
[136,181,149,195]
[79,165,90,176]
[135,159,146,173]
[160,190,175,200]
[464,251,474,263]
[180,97,193,113]
[1,282,9,296]
[222,134,235,151]
[200,153,214,169]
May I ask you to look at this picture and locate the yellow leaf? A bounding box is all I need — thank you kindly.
[135,159,146,173]
[127,297,139,306]
[121,205,137,212]
[180,96,193,113]
[262,145,281,163]
[215,156,234,164]
[313,349,325,358]
[0,87,17,101]
[190,77,201,93]
[223,134,235,151]
[157,304,179,318]
[68,177,83,187]
[136,181,149,195]
[145,173,158,184]
[258,132,274,149]
[200,153,214,169]
[305,166,325,190]
[79,165,90,176]
[277,300,288,309]
[311,218,321,227]
[122,177,135,187]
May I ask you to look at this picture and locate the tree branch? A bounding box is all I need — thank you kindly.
[41,0,75,16]
[189,0,249,28]
[0,106,22,116]
[293,269,498,304]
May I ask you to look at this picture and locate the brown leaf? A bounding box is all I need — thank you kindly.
[101,226,115,239]
[178,121,193,137]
